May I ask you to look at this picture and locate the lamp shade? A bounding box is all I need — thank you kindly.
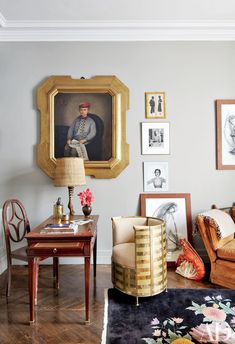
[54,158,86,187]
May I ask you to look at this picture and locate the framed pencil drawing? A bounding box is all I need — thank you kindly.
[145,92,166,119]
[141,122,170,155]
[143,162,169,192]
[216,99,235,169]
[140,193,192,266]
[37,75,129,178]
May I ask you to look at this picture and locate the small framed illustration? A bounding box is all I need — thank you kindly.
[140,193,192,265]
[143,162,169,192]
[145,92,166,119]
[216,99,235,169]
[141,122,170,155]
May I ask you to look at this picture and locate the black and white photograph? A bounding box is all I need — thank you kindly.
[145,92,166,119]
[144,162,169,192]
[142,122,170,155]
[140,193,192,264]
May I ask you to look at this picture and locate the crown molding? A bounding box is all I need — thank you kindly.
[1,19,235,41]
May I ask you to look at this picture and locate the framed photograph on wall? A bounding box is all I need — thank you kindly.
[216,99,235,169]
[140,193,192,265]
[37,75,129,179]
[145,92,166,119]
[143,162,169,192]
[141,122,170,155]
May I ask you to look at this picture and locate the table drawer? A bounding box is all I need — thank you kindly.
[28,242,85,256]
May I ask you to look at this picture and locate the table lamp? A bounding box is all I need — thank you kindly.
[54,157,86,216]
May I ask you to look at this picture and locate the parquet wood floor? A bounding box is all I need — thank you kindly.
[0,265,217,344]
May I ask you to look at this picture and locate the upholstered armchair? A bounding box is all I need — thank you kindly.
[196,206,235,289]
[111,216,167,303]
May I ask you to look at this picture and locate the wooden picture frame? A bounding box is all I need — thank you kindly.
[37,75,129,179]
[141,122,170,155]
[140,193,192,266]
[216,99,235,169]
[145,92,166,119]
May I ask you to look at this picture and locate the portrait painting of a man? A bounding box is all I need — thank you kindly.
[54,93,112,161]
[37,75,129,178]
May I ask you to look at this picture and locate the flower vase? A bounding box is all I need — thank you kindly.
[82,205,92,217]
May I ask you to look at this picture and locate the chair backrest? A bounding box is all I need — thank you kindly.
[196,206,235,263]
[112,216,147,246]
[2,199,30,259]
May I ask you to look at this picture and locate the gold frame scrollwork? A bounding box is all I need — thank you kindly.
[37,75,129,179]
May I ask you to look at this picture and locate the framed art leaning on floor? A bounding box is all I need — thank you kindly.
[140,193,192,265]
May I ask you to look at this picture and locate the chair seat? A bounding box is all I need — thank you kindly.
[112,243,135,269]
[11,245,28,261]
[217,239,235,262]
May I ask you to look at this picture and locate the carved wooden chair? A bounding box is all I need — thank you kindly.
[2,198,59,298]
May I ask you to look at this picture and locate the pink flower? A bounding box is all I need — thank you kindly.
[151,317,160,325]
[202,307,226,322]
[190,322,235,344]
[152,329,161,337]
[171,317,184,324]
[78,188,94,206]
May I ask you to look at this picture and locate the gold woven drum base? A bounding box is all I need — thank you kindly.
[112,261,167,297]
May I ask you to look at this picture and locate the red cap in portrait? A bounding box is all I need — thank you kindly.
[79,102,91,109]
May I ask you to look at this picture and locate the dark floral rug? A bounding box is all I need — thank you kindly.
[102,288,235,344]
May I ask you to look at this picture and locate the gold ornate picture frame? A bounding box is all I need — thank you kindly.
[37,75,129,179]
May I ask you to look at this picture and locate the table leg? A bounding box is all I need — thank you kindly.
[28,257,37,324]
[84,256,91,324]
[53,257,59,289]
[35,260,39,305]
[93,237,97,279]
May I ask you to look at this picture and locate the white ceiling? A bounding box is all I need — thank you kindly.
[1,0,235,41]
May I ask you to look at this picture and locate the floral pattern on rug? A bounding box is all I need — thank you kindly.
[142,294,235,344]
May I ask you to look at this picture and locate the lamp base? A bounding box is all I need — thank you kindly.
[68,186,75,216]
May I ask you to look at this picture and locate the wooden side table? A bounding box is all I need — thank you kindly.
[25,215,98,324]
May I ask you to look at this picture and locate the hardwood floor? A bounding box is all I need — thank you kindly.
[0,265,218,344]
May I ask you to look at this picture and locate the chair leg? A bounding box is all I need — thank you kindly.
[136,296,139,306]
[53,257,59,289]
[6,264,12,298]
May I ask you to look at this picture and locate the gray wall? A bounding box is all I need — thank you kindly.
[1,42,235,269]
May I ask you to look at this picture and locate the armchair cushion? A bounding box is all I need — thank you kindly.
[112,216,147,246]
[217,239,235,262]
[112,243,135,269]
[200,209,235,250]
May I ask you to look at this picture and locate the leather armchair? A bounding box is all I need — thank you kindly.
[196,206,235,289]
[111,216,167,303]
